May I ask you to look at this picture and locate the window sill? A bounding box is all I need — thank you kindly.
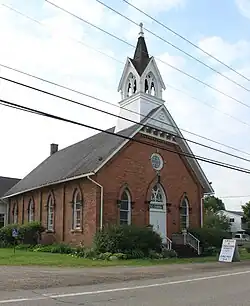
[45,230,55,233]
[71,229,83,233]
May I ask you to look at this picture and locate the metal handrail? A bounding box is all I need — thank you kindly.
[166,236,172,250]
[186,232,201,255]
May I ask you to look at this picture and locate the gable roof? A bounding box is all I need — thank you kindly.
[4,103,213,198]
[4,108,160,198]
[226,210,244,217]
[0,176,20,197]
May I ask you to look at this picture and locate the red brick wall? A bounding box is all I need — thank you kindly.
[96,133,203,237]
[8,132,204,245]
[9,180,98,247]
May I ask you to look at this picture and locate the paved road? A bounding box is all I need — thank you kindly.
[1,267,250,305]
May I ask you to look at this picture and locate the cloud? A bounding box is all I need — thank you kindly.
[124,0,187,42]
[235,0,250,19]
[198,36,250,66]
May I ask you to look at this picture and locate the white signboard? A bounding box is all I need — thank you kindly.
[218,239,240,262]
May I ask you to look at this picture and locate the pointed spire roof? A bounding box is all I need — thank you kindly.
[130,22,151,76]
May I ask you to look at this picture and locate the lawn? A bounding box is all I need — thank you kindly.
[0,248,250,267]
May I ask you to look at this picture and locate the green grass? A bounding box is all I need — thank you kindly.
[0,248,249,267]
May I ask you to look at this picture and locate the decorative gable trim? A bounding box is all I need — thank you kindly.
[141,57,166,90]
[117,57,140,93]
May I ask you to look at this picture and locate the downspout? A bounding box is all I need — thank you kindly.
[87,176,104,230]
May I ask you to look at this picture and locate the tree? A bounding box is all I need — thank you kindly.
[241,201,250,232]
[203,212,231,231]
[204,196,225,213]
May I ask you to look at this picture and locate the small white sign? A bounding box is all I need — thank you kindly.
[218,239,239,262]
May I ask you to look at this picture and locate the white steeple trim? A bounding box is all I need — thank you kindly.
[118,58,140,100]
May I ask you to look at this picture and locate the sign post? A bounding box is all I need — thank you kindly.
[12,228,18,254]
[218,239,240,262]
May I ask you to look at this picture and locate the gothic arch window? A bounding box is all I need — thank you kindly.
[72,189,82,230]
[144,72,157,96]
[150,183,166,210]
[126,72,137,97]
[28,198,34,222]
[13,202,18,224]
[119,189,132,225]
[47,194,55,231]
[180,197,189,229]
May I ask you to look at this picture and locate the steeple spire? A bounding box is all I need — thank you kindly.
[130,22,150,76]
[139,22,144,37]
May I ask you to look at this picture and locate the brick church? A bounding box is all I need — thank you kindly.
[3,26,213,247]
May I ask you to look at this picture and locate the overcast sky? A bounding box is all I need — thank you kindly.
[0,0,250,210]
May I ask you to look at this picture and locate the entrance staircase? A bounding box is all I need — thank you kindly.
[171,231,201,258]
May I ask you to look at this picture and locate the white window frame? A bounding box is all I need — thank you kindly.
[47,195,54,231]
[180,197,189,229]
[119,189,132,225]
[150,183,166,211]
[28,199,34,223]
[73,190,82,230]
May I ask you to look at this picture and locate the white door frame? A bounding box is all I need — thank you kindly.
[149,184,167,240]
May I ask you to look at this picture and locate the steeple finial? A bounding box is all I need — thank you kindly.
[139,22,144,37]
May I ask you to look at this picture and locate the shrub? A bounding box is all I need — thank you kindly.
[162,248,177,258]
[97,252,112,260]
[189,227,231,249]
[50,243,73,254]
[148,250,162,259]
[83,248,97,259]
[15,244,34,251]
[94,224,162,259]
[18,222,45,245]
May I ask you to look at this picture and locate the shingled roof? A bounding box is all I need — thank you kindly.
[4,118,154,198]
[130,35,152,76]
[0,176,20,197]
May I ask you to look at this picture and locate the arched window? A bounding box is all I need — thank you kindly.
[144,72,157,96]
[72,190,82,230]
[150,184,165,210]
[47,195,54,231]
[126,73,137,97]
[13,203,18,224]
[180,197,189,229]
[119,189,131,225]
[28,198,34,222]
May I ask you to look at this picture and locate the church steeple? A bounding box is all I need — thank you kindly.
[130,23,151,76]
[115,23,166,133]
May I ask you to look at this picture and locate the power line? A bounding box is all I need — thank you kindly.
[96,0,250,93]
[0,3,123,66]
[2,74,250,165]
[2,97,250,175]
[3,4,250,157]
[45,0,250,111]
[219,195,250,199]
[122,0,250,83]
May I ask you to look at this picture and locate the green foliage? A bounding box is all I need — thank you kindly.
[203,212,231,231]
[148,250,162,259]
[33,243,73,254]
[204,196,225,213]
[189,227,231,249]
[15,244,34,251]
[83,248,97,259]
[242,201,250,231]
[94,224,162,258]
[161,248,177,258]
[0,222,44,246]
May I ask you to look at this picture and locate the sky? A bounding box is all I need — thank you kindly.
[0,0,250,210]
